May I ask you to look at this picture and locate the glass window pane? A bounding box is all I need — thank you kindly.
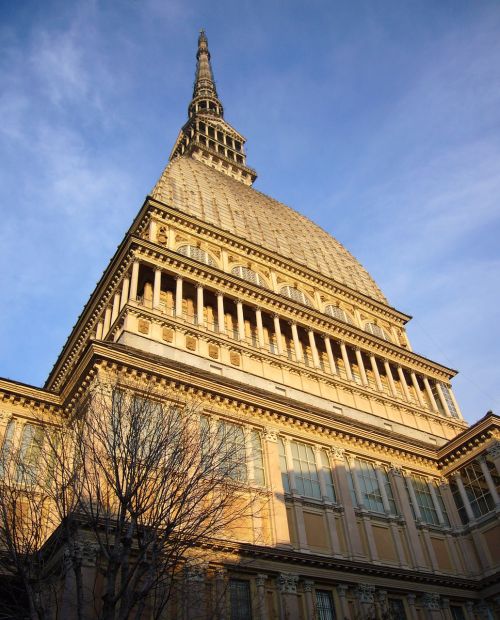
[229,580,252,620]
[316,590,336,620]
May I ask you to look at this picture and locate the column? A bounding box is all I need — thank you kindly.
[478,457,500,505]
[340,341,353,381]
[284,438,298,494]
[405,476,423,521]
[273,315,284,355]
[348,457,365,509]
[290,323,303,362]
[214,568,227,620]
[283,438,308,550]
[407,594,418,620]
[423,377,439,412]
[308,330,321,368]
[95,321,103,340]
[110,292,120,324]
[236,300,245,341]
[487,441,500,476]
[256,308,265,348]
[383,361,398,397]
[102,306,112,336]
[397,366,411,401]
[355,348,369,386]
[153,268,162,309]
[448,387,463,419]
[277,574,300,620]
[175,276,183,317]
[436,383,452,417]
[256,574,269,620]
[375,466,392,515]
[324,336,337,374]
[263,430,291,547]
[331,447,364,559]
[196,284,204,326]
[422,593,442,620]
[303,581,315,620]
[120,276,130,310]
[313,447,328,500]
[217,293,225,334]
[148,218,157,242]
[411,372,426,407]
[428,482,446,525]
[390,467,427,569]
[129,260,139,301]
[453,473,475,522]
[370,355,384,391]
[337,585,350,620]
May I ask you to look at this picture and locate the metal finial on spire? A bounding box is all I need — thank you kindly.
[193,29,218,102]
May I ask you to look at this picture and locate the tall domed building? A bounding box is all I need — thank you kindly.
[0,31,499,620]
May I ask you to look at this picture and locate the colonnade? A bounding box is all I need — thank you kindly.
[94,261,461,420]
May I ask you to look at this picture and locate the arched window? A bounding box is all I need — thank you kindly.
[177,245,216,267]
[365,322,392,342]
[231,266,269,288]
[325,305,354,325]
[280,285,311,307]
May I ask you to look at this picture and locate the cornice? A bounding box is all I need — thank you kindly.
[59,340,447,467]
[437,412,500,470]
[121,302,463,436]
[0,377,61,409]
[203,539,487,592]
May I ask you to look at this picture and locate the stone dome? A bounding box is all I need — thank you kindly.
[151,157,386,303]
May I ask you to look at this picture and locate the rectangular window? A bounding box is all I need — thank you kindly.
[0,419,15,478]
[291,441,321,499]
[388,599,407,620]
[16,424,44,484]
[316,590,336,620]
[450,606,466,620]
[458,462,495,520]
[410,475,440,525]
[229,579,252,620]
[217,420,247,482]
[347,459,396,514]
[201,417,265,486]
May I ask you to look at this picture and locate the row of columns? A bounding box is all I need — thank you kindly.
[100,263,461,419]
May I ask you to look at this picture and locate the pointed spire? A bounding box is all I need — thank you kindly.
[189,30,223,118]
[169,31,257,186]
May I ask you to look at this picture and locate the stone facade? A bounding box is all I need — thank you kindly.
[0,30,499,620]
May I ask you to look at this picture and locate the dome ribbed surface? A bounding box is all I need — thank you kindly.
[151,157,386,303]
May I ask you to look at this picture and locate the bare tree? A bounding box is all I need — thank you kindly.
[0,371,261,620]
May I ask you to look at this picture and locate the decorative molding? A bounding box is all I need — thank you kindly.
[421,593,441,611]
[487,440,500,459]
[356,584,375,604]
[264,428,278,443]
[303,580,315,593]
[256,574,268,588]
[185,562,206,583]
[277,572,299,594]
[330,445,345,460]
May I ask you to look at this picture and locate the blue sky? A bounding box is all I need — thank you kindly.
[0,0,499,424]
